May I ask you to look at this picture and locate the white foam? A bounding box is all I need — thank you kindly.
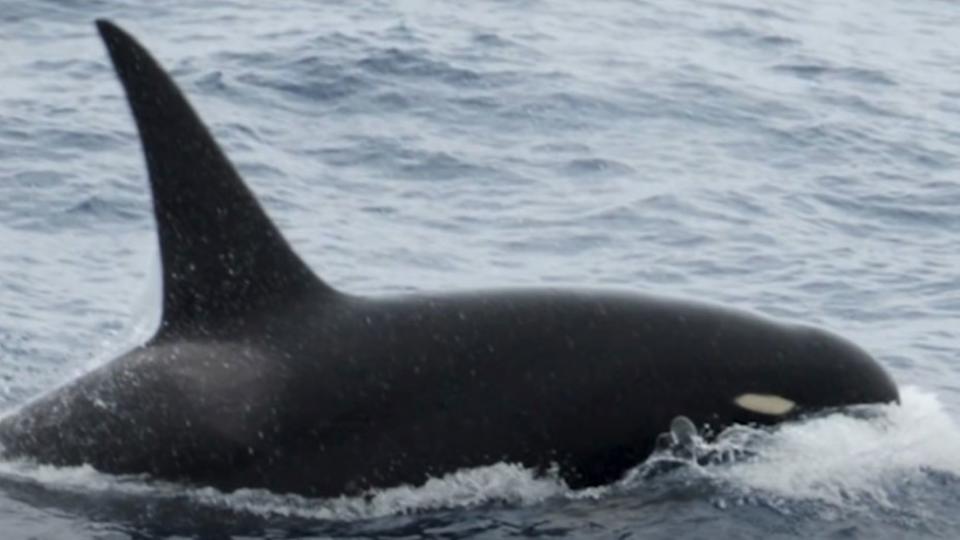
[707,386,960,506]
[0,459,157,495]
[0,459,568,520]
[190,463,568,520]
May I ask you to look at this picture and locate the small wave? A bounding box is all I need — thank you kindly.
[560,158,635,178]
[706,27,800,49]
[58,196,143,225]
[771,63,897,87]
[26,59,103,82]
[239,71,368,103]
[812,191,960,230]
[707,1,797,22]
[357,48,483,88]
[318,136,498,181]
[471,33,515,48]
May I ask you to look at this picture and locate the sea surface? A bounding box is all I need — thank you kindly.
[1,0,959,538]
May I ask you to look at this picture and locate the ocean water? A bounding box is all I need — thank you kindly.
[1,0,959,538]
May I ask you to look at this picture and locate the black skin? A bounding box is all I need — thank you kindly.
[0,289,898,497]
[0,21,898,498]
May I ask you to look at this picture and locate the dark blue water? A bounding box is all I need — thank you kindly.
[1,0,959,538]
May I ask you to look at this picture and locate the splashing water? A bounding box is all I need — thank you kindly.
[708,387,960,507]
[0,387,954,523]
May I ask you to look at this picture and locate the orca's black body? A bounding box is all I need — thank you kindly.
[0,21,898,497]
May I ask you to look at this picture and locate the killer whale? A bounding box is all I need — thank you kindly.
[0,21,898,497]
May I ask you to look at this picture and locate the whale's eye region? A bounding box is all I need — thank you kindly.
[734,393,796,416]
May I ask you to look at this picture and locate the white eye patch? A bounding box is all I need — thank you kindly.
[734,393,796,416]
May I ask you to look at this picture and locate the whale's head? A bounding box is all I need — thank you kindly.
[729,325,898,423]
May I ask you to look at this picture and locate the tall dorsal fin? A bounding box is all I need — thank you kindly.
[96,20,334,337]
